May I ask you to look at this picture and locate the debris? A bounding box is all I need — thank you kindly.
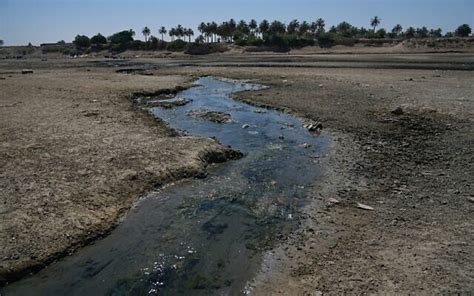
[300,143,311,148]
[304,122,323,132]
[467,197,474,203]
[357,203,374,211]
[328,198,340,204]
[21,69,34,74]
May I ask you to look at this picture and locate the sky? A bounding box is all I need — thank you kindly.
[0,0,473,45]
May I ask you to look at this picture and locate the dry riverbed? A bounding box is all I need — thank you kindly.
[157,64,474,294]
[0,67,239,284]
[1,54,473,294]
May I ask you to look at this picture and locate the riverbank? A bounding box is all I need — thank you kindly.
[156,65,474,294]
[0,67,240,284]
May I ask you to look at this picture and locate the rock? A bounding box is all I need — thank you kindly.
[467,197,474,203]
[21,69,34,74]
[242,124,250,129]
[357,203,374,211]
[300,143,311,148]
[391,106,404,115]
[328,198,340,204]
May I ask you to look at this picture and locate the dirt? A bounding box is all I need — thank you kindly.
[1,52,473,294]
[0,66,240,284]
[188,109,233,123]
[154,62,474,294]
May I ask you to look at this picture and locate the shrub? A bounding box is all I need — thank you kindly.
[128,40,146,50]
[263,34,289,51]
[108,30,134,45]
[73,35,90,48]
[185,43,228,55]
[166,39,187,51]
[455,24,472,37]
[91,33,107,45]
[317,32,336,48]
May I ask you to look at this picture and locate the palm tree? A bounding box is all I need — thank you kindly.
[316,18,325,32]
[237,20,250,36]
[371,16,381,33]
[205,22,213,42]
[176,25,184,40]
[249,19,258,36]
[258,20,270,36]
[142,26,151,42]
[185,28,194,42]
[269,20,286,34]
[392,24,403,37]
[299,21,310,36]
[198,22,207,42]
[195,35,205,44]
[287,19,300,34]
[210,22,218,42]
[405,27,416,39]
[159,26,167,41]
[169,28,176,41]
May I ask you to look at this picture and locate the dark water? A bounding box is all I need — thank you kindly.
[2,77,329,295]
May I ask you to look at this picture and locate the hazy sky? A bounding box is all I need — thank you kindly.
[0,0,473,45]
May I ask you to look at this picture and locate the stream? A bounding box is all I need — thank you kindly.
[2,77,329,295]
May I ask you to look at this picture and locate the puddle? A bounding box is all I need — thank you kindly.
[2,77,329,295]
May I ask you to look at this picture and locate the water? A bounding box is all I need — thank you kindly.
[2,77,329,295]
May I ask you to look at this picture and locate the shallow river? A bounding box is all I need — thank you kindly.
[2,77,328,295]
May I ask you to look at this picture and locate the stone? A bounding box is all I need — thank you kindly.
[391,106,404,115]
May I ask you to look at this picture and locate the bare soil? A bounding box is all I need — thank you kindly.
[156,62,474,294]
[0,66,239,284]
[1,51,473,294]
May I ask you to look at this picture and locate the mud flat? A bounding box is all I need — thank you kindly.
[157,61,474,294]
[2,77,329,294]
[1,53,473,294]
[0,68,239,285]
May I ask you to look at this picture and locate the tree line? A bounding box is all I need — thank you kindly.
[68,17,472,52]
